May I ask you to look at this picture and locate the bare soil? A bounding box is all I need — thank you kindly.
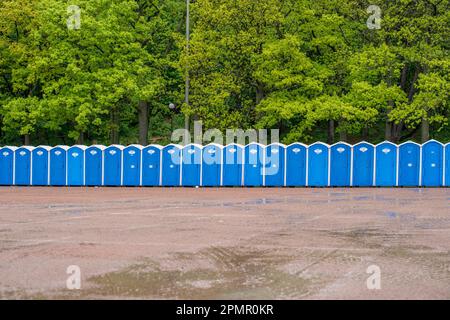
[0,187,449,299]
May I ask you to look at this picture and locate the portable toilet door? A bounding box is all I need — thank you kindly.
[244,143,263,187]
[50,146,68,186]
[104,145,124,186]
[330,142,352,187]
[67,145,86,186]
[307,142,329,187]
[123,145,142,186]
[14,147,33,186]
[85,145,104,186]
[222,144,243,186]
[162,144,181,186]
[398,141,420,187]
[352,142,375,187]
[285,143,307,187]
[375,141,397,187]
[142,145,162,186]
[202,144,222,187]
[445,143,450,187]
[421,140,444,187]
[0,146,16,185]
[264,143,285,187]
[181,144,202,187]
[32,146,50,186]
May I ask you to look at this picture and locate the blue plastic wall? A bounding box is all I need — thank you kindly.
[330,143,351,187]
[352,143,374,187]
[32,147,49,186]
[104,146,122,186]
[142,146,161,186]
[182,145,201,187]
[202,145,222,187]
[445,144,450,187]
[308,143,329,187]
[264,144,285,187]
[421,141,443,187]
[0,148,14,185]
[285,144,307,187]
[1,141,448,187]
[123,146,141,186]
[162,145,181,186]
[244,143,263,187]
[375,142,397,187]
[85,146,103,186]
[222,144,243,186]
[68,147,84,186]
[398,142,420,186]
[14,148,31,185]
[50,147,67,186]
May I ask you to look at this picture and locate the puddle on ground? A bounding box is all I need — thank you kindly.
[59,247,317,299]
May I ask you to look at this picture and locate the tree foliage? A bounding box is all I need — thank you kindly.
[0,0,449,145]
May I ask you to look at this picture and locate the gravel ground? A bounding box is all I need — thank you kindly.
[0,186,449,299]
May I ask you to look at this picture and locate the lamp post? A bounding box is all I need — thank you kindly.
[184,0,190,135]
[169,103,176,132]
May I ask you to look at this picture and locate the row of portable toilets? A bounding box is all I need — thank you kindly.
[0,141,449,187]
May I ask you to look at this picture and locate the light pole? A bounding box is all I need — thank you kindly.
[184,0,190,135]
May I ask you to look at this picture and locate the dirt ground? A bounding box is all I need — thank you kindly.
[0,186,449,300]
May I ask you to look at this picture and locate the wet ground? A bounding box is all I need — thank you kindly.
[0,187,449,299]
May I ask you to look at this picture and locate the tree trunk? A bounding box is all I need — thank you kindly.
[392,123,403,143]
[339,128,347,142]
[327,120,335,144]
[256,82,264,105]
[138,101,149,146]
[184,115,190,132]
[362,126,369,141]
[421,116,429,143]
[408,68,420,102]
[385,120,392,141]
[24,134,30,146]
[77,132,84,145]
[110,108,120,144]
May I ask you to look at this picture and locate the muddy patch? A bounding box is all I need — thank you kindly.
[55,247,318,299]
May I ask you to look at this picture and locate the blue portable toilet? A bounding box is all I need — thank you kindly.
[104,145,124,186]
[142,145,162,186]
[202,144,222,187]
[85,145,105,186]
[162,144,182,186]
[222,144,243,186]
[182,144,202,187]
[445,143,450,187]
[352,142,375,187]
[375,141,397,187]
[421,140,444,187]
[398,141,420,187]
[244,143,264,187]
[123,145,143,186]
[285,143,307,187]
[50,146,68,186]
[32,146,50,186]
[0,146,16,185]
[67,145,86,186]
[308,142,329,187]
[14,147,33,185]
[264,143,285,187]
[330,142,352,187]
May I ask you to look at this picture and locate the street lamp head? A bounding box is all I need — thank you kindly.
[169,103,176,110]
